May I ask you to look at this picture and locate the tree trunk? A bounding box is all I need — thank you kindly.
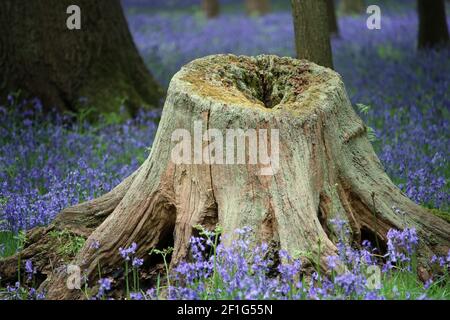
[202,0,220,18]
[417,0,449,49]
[291,0,334,69]
[246,0,270,16]
[340,0,365,15]
[327,0,339,35]
[1,54,449,299]
[0,0,162,115]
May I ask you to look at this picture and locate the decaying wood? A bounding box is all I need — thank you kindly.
[1,55,449,299]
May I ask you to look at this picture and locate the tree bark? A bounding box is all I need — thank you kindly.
[246,0,271,16]
[340,0,365,15]
[0,0,162,115]
[1,54,449,299]
[417,0,449,49]
[202,0,220,18]
[291,0,334,69]
[327,0,339,35]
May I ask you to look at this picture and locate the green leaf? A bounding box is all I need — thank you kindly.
[356,103,371,115]
[367,127,377,142]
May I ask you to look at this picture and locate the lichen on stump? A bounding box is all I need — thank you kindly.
[1,54,449,299]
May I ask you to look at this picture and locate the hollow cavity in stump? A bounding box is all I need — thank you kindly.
[1,54,449,299]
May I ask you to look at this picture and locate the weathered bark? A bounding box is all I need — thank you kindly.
[340,0,365,15]
[1,55,449,299]
[202,0,220,18]
[246,0,270,16]
[291,0,334,69]
[417,0,449,49]
[327,0,339,35]
[0,0,162,115]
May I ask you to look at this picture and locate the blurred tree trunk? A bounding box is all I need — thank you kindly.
[0,0,162,115]
[202,0,220,18]
[417,0,449,49]
[291,0,334,69]
[340,0,365,15]
[246,0,270,16]
[327,0,339,35]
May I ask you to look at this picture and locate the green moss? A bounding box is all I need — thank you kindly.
[429,209,450,223]
[180,55,264,109]
[179,54,332,117]
[48,229,86,258]
[78,65,163,118]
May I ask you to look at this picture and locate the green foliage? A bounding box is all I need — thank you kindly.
[379,266,449,300]
[377,44,404,62]
[429,209,450,223]
[0,231,20,258]
[64,106,96,134]
[150,246,174,295]
[356,103,371,115]
[356,103,377,142]
[366,126,377,142]
[48,229,86,258]
[14,230,27,250]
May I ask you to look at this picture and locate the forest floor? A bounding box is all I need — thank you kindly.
[0,2,449,299]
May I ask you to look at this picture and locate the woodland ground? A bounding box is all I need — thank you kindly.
[0,0,449,299]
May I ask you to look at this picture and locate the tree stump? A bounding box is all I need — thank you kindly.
[1,54,449,299]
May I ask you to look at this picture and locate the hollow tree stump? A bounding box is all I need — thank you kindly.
[1,54,449,299]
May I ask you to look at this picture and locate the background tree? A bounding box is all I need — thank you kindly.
[246,0,270,16]
[291,0,334,69]
[0,0,162,115]
[417,0,449,49]
[327,0,339,35]
[202,0,220,18]
[340,0,365,15]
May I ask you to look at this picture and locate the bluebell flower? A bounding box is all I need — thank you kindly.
[119,242,138,261]
[25,259,36,281]
[326,255,340,270]
[386,228,418,267]
[130,292,144,300]
[132,257,144,268]
[97,278,112,299]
